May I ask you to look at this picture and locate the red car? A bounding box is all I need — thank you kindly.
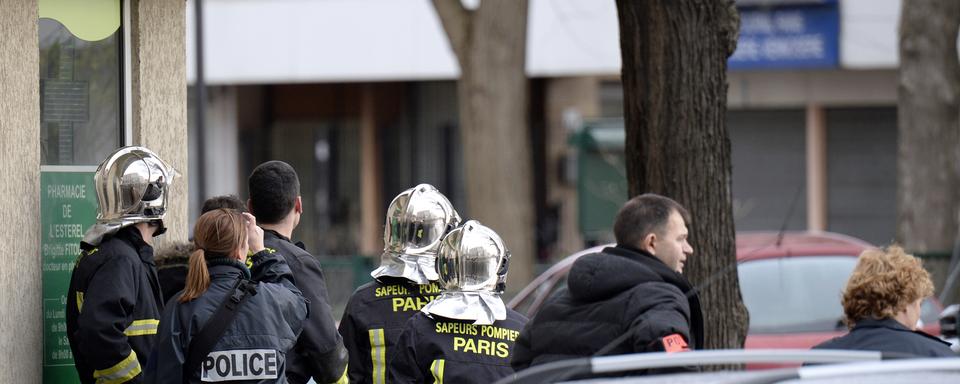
[508,231,944,369]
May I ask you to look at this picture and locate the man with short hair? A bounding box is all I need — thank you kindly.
[511,193,704,373]
[199,194,246,214]
[248,160,348,384]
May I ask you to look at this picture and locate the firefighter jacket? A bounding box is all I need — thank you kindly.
[511,245,704,372]
[263,229,349,384]
[143,250,309,383]
[66,226,164,384]
[812,317,954,358]
[338,277,442,384]
[387,310,528,384]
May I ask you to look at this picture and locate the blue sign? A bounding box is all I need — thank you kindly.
[729,1,839,70]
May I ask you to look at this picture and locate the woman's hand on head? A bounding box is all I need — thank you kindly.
[243,212,265,254]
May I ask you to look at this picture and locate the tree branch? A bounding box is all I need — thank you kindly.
[431,0,471,61]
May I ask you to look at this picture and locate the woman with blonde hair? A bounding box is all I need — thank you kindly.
[812,245,953,357]
[144,209,308,383]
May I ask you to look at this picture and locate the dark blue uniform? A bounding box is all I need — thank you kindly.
[388,310,528,384]
[66,226,163,384]
[144,250,308,383]
[813,317,954,357]
[338,277,442,384]
[263,230,348,384]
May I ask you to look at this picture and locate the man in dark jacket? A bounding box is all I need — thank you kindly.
[248,160,348,384]
[511,193,703,372]
[66,146,175,384]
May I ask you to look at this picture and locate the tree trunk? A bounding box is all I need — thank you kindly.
[897,0,960,301]
[432,0,535,290]
[616,0,748,353]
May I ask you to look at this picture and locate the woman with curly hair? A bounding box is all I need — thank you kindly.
[812,245,953,357]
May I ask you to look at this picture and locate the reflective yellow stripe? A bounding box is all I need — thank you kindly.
[123,319,159,337]
[93,350,141,384]
[76,292,84,313]
[369,328,386,384]
[332,365,349,384]
[430,359,444,384]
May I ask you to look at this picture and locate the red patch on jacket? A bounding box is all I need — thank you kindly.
[662,334,690,353]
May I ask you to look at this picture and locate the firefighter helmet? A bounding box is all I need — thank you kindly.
[93,146,176,224]
[435,220,510,294]
[371,184,461,284]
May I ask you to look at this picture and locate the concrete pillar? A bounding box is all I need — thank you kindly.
[806,104,828,231]
[545,77,601,257]
[0,1,42,382]
[130,0,189,243]
[359,84,383,256]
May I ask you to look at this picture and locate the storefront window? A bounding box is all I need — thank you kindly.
[39,2,124,383]
[39,0,123,165]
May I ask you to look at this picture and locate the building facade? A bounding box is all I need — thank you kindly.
[1,0,188,382]
[186,0,907,257]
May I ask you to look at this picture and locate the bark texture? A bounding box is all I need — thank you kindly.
[432,0,535,289]
[616,0,749,353]
[897,1,960,261]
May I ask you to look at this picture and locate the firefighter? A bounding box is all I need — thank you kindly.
[247,160,348,384]
[66,146,176,384]
[338,184,461,384]
[143,209,308,383]
[387,220,528,384]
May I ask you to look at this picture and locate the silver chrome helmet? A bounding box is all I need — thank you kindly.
[436,220,510,294]
[371,184,461,284]
[93,146,175,224]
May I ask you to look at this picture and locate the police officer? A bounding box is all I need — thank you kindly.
[338,184,461,384]
[66,146,175,384]
[155,195,247,304]
[144,209,308,383]
[388,221,528,384]
[247,160,348,384]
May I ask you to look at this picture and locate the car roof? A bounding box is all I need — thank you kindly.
[736,231,873,262]
[499,350,960,384]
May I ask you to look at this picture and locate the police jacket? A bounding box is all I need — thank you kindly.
[263,229,349,384]
[144,250,308,383]
[511,245,704,371]
[66,226,163,384]
[812,317,954,357]
[338,277,442,384]
[388,310,528,384]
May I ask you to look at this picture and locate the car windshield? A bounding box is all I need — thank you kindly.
[738,256,856,333]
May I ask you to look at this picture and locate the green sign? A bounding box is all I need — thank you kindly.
[42,168,97,384]
[570,120,628,241]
